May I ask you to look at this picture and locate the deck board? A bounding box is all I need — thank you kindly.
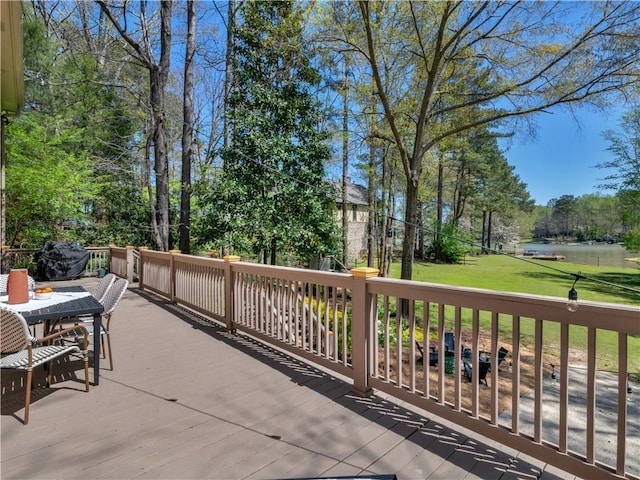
[2,279,573,480]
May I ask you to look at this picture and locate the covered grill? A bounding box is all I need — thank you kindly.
[34,242,90,281]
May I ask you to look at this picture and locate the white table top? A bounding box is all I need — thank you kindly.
[0,290,91,313]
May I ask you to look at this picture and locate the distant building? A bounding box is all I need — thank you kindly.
[334,179,369,262]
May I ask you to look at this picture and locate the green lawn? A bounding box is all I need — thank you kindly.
[390,254,639,305]
[388,254,640,376]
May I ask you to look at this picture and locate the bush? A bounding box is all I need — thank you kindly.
[426,223,472,264]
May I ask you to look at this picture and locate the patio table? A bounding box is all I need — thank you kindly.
[1,285,104,385]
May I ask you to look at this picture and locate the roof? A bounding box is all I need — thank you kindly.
[1,0,24,115]
[333,180,368,206]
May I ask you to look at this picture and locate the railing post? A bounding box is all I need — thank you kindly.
[169,249,181,303]
[350,267,378,397]
[125,246,135,284]
[138,247,148,289]
[108,243,116,278]
[224,255,240,333]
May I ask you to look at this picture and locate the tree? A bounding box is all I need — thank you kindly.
[573,194,620,242]
[549,195,578,239]
[598,106,640,250]
[357,1,640,280]
[4,3,149,248]
[179,0,196,254]
[97,0,174,251]
[213,0,338,264]
[5,113,98,247]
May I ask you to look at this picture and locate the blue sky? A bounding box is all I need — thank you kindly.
[499,106,622,206]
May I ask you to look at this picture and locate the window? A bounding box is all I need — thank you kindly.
[352,205,358,222]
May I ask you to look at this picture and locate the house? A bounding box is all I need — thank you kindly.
[334,179,369,263]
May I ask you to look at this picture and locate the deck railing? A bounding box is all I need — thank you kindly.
[91,248,640,479]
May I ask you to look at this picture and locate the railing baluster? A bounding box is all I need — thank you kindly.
[454,306,462,411]
[511,315,521,435]
[384,295,390,381]
[617,332,628,476]
[559,322,569,453]
[409,299,416,392]
[396,296,402,388]
[437,303,445,405]
[490,312,499,424]
[332,290,338,360]
[423,302,430,399]
[534,318,544,443]
[471,309,480,418]
[586,327,597,464]
[323,283,329,357]
[302,282,308,351]
[342,292,348,366]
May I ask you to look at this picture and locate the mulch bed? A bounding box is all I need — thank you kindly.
[378,334,556,417]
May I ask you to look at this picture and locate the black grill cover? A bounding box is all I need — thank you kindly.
[34,242,90,281]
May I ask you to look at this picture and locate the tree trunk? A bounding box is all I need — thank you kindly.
[270,237,277,265]
[377,147,392,276]
[97,0,172,250]
[157,1,172,251]
[150,68,169,251]
[487,210,493,252]
[367,139,375,268]
[434,159,444,261]
[223,0,236,158]
[341,58,349,269]
[179,0,195,254]
[416,201,424,259]
[482,210,488,253]
[400,178,418,281]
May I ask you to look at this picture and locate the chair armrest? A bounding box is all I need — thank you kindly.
[37,325,90,350]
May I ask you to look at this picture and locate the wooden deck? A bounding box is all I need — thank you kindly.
[2,279,575,480]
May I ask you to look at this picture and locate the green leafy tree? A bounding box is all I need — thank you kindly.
[598,107,640,251]
[425,222,472,264]
[357,1,640,281]
[573,194,620,242]
[97,0,174,251]
[12,4,152,248]
[209,0,338,264]
[5,113,97,247]
[548,195,578,240]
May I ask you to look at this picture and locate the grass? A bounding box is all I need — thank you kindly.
[388,254,640,376]
[392,253,639,305]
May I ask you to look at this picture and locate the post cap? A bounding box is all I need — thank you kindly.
[351,267,379,278]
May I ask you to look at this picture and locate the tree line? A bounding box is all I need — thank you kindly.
[3,1,639,279]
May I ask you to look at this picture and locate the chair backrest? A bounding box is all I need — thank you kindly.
[93,273,117,304]
[102,278,129,316]
[444,332,455,353]
[0,274,36,293]
[498,346,509,364]
[0,307,33,354]
[478,360,491,379]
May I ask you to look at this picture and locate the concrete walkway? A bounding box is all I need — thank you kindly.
[499,366,639,478]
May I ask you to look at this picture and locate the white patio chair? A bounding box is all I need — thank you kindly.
[0,306,90,425]
[92,273,116,303]
[60,278,129,371]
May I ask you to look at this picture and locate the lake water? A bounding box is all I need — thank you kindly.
[518,243,638,269]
